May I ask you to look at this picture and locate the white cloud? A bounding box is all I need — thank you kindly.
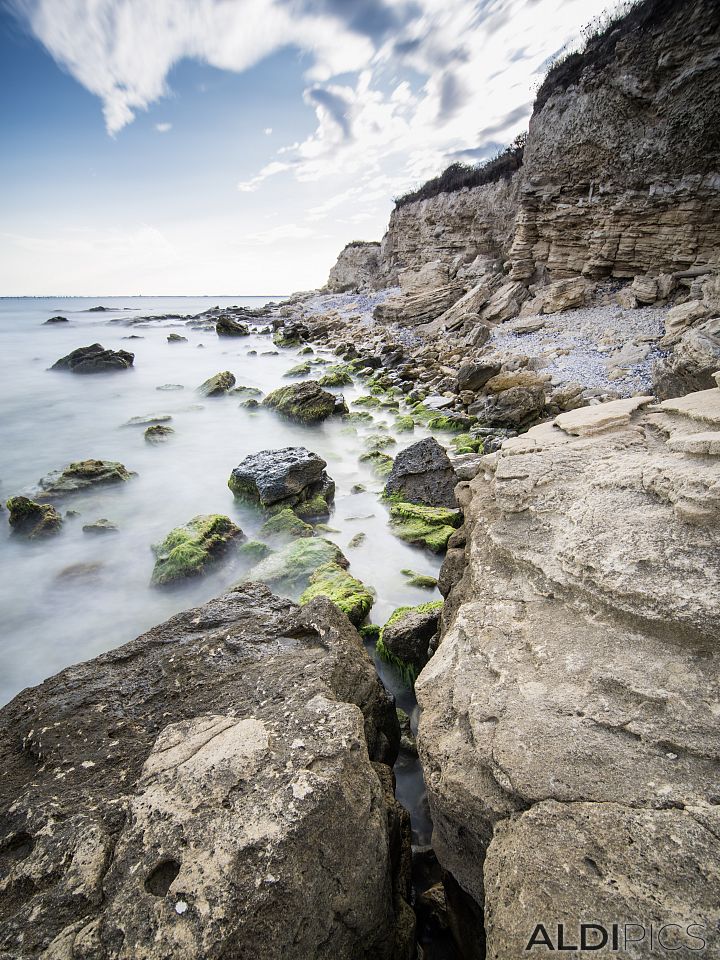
[264,127,273,135]
[155,122,172,133]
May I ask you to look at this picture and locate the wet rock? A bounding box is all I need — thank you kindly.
[299,561,374,625]
[51,343,134,374]
[359,450,394,477]
[167,333,187,343]
[54,561,104,583]
[384,438,458,509]
[263,381,337,423]
[36,459,135,499]
[6,496,63,539]
[318,364,354,387]
[283,361,312,378]
[151,515,244,586]
[125,414,173,427]
[197,371,236,396]
[228,447,333,510]
[379,601,442,673]
[243,537,347,592]
[348,532,367,548]
[0,583,407,958]
[400,569,438,589]
[145,424,175,443]
[388,502,462,553]
[259,508,313,541]
[43,316,68,324]
[82,518,119,535]
[396,708,417,756]
[216,315,250,337]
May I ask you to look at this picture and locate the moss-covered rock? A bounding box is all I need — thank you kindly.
[376,600,443,683]
[344,411,374,425]
[299,562,373,625]
[451,433,484,454]
[359,450,394,477]
[243,536,347,592]
[260,508,313,541]
[237,539,271,562]
[388,501,461,553]
[359,623,381,641]
[283,362,312,378]
[6,496,63,539]
[298,345,314,355]
[363,434,396,452]
[36,459,135,498]
[151,514,243,586]
[294,495,331,521]
[401,568,438,589]
[263,381,337,423]
[353,395,381,408]
[394,416,415,433]
[317,364,353,387]
[272,330,301,348]
[231,385,263,397]
[348,532,366,548]
[197,371,236,397]
[144,424,174,443]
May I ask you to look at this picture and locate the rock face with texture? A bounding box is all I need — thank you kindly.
[653,317,720,398]
[416,391,720,956]
[379,601,442,673]
[197,371,236,396]
[326,241,382,292]
[229,447,334,510]
[216,315,250,337]
[151,515,244,586]
[35,459,135,499]
[263,381,339,423]
[6,496,62,538]
[51,343,135,374]
[0,584,411,959]
[384,438,458,508]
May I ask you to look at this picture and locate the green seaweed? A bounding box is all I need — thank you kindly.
[260,508,313,540]
[151,514,242,586]
[318,364,354,387]
[388,501,461,553]
[299,561,373,625]
[243,537,345,591]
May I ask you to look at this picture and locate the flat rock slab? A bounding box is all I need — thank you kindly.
[657,387,720,426]
[0,584,407,959]
[554,395,653,436]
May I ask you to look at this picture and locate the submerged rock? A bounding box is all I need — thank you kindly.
[6,496,63,539]
[36,459,135,499]
[151,514,244,586]
[317,364,354,387]
[299,561,374,625]
[216,314,250,337]
[229,447,334,510]
[359,450,394,477]
[259,507,313,541]
[51,343,134,374]
[82,518,119,535]
[384,437,458,508]
[388,501,461,553]
[0,583,409,958]
[243,537,347,592]
[125,414,173,427]
[283,361,312,378]
[43,315,68,324]
[263,381,337,423]
[144,424,174,443]
[167,333,187,343]
[401,569,438,589]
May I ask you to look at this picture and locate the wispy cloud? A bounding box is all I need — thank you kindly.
[155,121,172,133]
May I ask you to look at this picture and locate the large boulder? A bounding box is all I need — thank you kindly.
[228,447,334,510]
[384,438,458,508]
[51,343,134,374]
[456,360,501,393]
[151,515,244,586]
[416,393,720,951]
[35,459,135,499]
[6,496,62,539]
[653,318,720,399]
[468,385,546,428]
[263,381,338,423]
[0,584,410,958]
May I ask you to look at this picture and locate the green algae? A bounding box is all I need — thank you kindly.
[299,561,373,625]
[151,514,242,586]
[388,501,461,553]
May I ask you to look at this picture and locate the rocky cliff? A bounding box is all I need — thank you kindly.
[326,241,382,293]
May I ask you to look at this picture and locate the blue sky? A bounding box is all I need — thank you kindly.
[1,0,612,295]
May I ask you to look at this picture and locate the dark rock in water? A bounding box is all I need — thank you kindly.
[54,561,104,583]
[384,437,458,508]
[229,447,333,509]
[197,370,236,396]
[457,360,501,392]
[379,601,443,672]
[82,518,119,535]
[122,335,144,340]
[87,305,109,312]
[216,315,250,337]
[51,343,134,374]
[43,316,68,324]
[36,459,135,499]
[6,496,62,538]
[0,583,407,957]
[167,333,188,343]
[263,381,338,423]
[144,424,175,443]
[151,514,244,586]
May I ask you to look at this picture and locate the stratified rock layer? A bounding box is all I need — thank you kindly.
[0,584,409,959]
[416,390,720,956]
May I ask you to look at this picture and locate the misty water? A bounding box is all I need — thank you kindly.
[0,295,442,842]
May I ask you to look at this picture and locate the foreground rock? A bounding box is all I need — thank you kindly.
[151,514,244,586]
[0,584,412,958]
[35,459,135,499]
[300,561,374,625]
[51,343,134,374]
[228,447,334,510]
[384,438,458,508]
[378,601,442,675]
[416,391,720,954]
[6,496,62,538]
[263,381,340,423]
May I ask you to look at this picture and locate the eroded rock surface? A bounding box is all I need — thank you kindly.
[417,390,720,954]
[0,584,409,959]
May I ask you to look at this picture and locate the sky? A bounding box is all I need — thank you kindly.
[0,0,613,295]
